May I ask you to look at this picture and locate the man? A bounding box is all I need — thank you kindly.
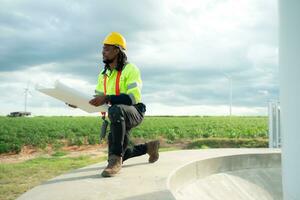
[87,32,159,177]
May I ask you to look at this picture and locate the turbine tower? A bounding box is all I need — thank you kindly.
[24,81,32,113]
[223,73,233,117]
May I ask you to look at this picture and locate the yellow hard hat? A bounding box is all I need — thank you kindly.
[103,32,127,50]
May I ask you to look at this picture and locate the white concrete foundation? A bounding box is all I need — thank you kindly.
[17,149,281,200]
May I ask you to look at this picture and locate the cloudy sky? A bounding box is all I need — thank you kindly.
[0,0,278,116]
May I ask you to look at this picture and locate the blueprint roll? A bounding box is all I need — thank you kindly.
[36,80,109,113]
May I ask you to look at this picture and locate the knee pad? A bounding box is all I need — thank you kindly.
[108,105,124,123]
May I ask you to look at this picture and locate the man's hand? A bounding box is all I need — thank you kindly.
[89,96,109,107]
[65,103,77,108]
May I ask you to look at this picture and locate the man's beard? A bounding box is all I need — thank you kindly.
[103,58,114,65]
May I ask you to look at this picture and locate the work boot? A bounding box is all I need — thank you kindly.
[146,140,160,163]
[101,155,122,177]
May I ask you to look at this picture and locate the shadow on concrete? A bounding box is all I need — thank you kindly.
[41,162,150,186]
[117,190,175,200]
[41,173,104,185]
[122,162,149,168]
[42,162,151,185]
[69,166,105,174]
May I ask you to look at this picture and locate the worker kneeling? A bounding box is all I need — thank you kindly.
[88,32,160,177]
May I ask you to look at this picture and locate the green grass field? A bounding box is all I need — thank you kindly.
[0,116,269,200]
[0,116,268,154]
[0,155,106,200]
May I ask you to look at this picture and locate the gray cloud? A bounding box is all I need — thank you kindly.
[0,0,164,71]
[140,66,278,107]
[0,0,279,115]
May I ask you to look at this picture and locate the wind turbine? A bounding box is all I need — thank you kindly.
[218,64,234,117]
[223,73,233,117]
[24,81,32,113]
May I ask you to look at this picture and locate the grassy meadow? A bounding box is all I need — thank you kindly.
[0,116,269,154]
[0,115,269,200]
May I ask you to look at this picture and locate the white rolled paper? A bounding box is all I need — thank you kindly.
[36,80,109,113]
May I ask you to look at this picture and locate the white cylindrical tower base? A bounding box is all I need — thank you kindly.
[280,1,300,199]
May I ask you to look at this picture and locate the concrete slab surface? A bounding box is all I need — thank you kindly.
[173,162,282,200]
[16,148,281,200]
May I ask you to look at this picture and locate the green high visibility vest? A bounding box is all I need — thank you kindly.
[95,63,142,104]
